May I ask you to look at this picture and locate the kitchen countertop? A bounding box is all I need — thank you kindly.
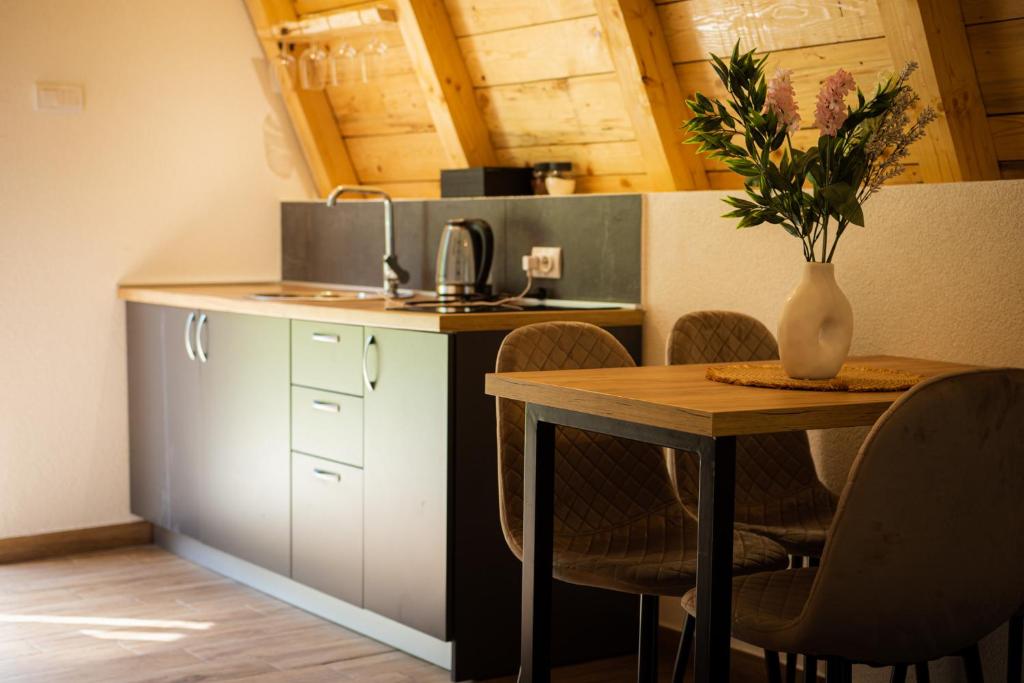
[117,282,644,333]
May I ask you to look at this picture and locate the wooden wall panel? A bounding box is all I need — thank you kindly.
[444,0,596,36]
[574,174,654,193]
[495,141,645,176]
[458,16,614,87]
[967,19,1024,115]
[989,115,1024,160]
[960,0,1024,24]
[478,75,634,148]
[346,132,448,182]
[659,0,883,64]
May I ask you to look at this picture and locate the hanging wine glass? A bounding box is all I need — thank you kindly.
[329,42,357,87]
[298,42,329,90]
[268,42,296,94]
[360,36,389,84]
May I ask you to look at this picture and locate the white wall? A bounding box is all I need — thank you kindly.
[0,0,313,539]
[644,179,1024,681]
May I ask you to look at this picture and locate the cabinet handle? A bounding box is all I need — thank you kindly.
[362,334,377,392]
[184,312,196,361]
[312,332,340,344]
[312,468,341,482]
[195,313,208,363]
[311,399,341,413]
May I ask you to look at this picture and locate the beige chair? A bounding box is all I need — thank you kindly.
[665,310,837,557]
[667,311,838,682]
[495,321,789,681]
[678,368,1024,683]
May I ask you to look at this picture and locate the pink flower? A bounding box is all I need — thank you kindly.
[764,68,800,133]
[814,69,856,136]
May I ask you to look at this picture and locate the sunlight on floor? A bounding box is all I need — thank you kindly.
[78,628,186,642]
[0,614,214,630]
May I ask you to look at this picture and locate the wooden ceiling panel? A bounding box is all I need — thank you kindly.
[659,0,883,64]
[346,132,449,182]
[960,0,1024,24]
[458,16,614,87]
[989,115,1024,160]
[574,174,654,193]
[967,19,1024,115]
[444,0,597,37]
[495,141,646,176]
[478,74,634,148]
[326,70,435,138]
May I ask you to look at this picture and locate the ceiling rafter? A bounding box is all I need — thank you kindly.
[594,0,709,191]
[395,0,497,168]
[878,0,1000,182]
[244,0,360,196]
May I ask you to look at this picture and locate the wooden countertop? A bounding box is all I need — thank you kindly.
[117,282,644,333]
[486,355,979,436]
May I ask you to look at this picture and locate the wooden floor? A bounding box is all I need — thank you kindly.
[0,546,767,682]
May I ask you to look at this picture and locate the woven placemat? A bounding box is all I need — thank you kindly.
[706,363,923,392]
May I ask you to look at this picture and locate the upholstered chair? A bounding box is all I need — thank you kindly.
[667,311,839,682]
[677,368,1024,683]
[495,322,789,682]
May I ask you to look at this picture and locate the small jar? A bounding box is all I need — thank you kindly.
[542,162,575,196]
[531,163,550,195]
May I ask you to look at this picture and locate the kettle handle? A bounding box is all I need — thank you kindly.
[464,219,494,292]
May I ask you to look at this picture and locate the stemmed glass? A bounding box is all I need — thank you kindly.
[298,42,329,90]
[268,42,296,94]
[330,42,358,87]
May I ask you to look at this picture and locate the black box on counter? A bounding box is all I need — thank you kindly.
[441,167,533,198]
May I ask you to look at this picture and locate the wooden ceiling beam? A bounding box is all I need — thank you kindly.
[594,0,708,191]
[244,0,359,197]
[395,0,497,168]
[878,0,1000,182]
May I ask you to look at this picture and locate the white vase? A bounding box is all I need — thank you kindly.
[778,262,853,379]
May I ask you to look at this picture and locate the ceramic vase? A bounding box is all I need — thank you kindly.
[778,262,853,379]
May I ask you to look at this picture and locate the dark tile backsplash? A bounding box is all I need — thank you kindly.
[282,194,641,303]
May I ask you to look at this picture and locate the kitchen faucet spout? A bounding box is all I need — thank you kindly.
[326,185,410,298]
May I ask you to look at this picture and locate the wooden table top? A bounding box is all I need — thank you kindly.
[485,355,979,436]
[117,282,643,334]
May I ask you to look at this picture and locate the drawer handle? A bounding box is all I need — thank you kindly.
[184,311,196,361]
[311,399,341,413]
[195,313,208,363]
[312,332,340,344]
[312,468,341,482]
[362,334,377,392]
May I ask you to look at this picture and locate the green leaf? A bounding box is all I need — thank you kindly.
[838,197,865,227]
[821,182,853,206]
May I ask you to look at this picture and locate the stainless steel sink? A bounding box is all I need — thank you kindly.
[248,290,385,302]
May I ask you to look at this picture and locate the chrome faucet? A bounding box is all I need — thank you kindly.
[326,185,410,299]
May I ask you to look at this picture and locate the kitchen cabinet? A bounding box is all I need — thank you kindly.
[127,304,290,575]
[127,304,201,536]
[363,327,451,639]
[291,452,363,606]
[198,311,290,575]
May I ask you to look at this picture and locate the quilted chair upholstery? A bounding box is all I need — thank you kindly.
[681,368,1024,666]
[666,311,837,555]
[495,321,788,596]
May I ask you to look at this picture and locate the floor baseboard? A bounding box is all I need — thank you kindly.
[0,521,153,564]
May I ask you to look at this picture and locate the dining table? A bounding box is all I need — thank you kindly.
[484,354,977,683]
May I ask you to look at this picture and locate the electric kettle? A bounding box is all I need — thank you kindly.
[435,218,494,299]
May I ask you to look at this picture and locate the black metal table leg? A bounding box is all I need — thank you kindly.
[638,594,659,683]
[693,436,737,683]
[521,404,555,683]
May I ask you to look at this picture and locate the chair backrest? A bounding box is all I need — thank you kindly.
[495,322,677,555]
[797,368,1024,663]
[665,311,821,510]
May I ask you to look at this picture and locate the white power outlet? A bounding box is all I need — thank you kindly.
[529,247,562,279]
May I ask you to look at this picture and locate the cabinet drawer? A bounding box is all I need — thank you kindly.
[291,321,364,395]
[291,386,362,467]
[291,453,363,606]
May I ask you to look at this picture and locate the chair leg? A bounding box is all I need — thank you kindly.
[961,643,985,683]
[765,651,783,683]
[890,664,907,683]
[638,594,659,683]
[803,656,818,683]
[915,662,930,683]
[785,652,798,683]
[671,613,695,683]
[1009,615,1023,683]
